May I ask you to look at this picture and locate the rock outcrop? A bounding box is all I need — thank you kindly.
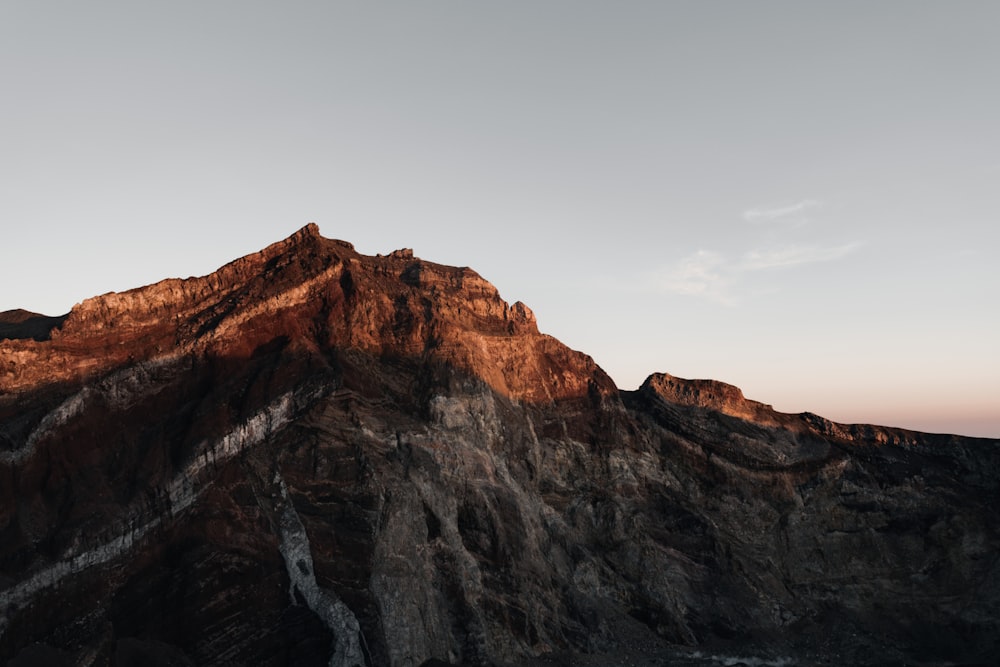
[2,224,998,666]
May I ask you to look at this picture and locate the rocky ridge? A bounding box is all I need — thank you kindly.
[1,224,998,666]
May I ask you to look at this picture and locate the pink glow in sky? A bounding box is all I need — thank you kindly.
[1,2,997,437]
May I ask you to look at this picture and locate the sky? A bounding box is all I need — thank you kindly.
[1,2,998,437]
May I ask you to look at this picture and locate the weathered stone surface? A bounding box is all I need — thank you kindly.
[1,225,998,666]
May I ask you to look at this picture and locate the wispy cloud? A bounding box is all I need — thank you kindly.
[740,242,861,270]
[652,242,861,304]
[653,250,732,304]
[743,199,822,222]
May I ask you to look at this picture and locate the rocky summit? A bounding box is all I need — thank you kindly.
[1,224,998,667]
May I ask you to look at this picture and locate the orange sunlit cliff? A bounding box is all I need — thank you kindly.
[2,225,998,666]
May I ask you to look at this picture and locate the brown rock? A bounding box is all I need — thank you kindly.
[1,225,998,666]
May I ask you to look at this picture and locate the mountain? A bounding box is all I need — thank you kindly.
[2,224,998,666]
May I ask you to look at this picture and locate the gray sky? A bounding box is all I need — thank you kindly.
[2,2,998,436]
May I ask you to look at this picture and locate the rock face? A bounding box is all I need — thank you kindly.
[2,224,998,666]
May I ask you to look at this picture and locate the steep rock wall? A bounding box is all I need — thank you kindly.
[2,225,998,666]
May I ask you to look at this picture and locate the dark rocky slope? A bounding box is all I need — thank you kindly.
[2,224,998,666]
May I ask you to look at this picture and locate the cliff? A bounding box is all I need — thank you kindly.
[2,225,998,666]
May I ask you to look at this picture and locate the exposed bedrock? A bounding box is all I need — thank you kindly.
[2,225,998,665]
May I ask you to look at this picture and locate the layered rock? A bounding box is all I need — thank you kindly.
[1,225,998,666]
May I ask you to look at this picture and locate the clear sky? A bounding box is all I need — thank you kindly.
[2,2,998,437]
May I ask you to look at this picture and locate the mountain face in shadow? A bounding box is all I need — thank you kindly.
[0,309,68,342]
[2,224,998,666]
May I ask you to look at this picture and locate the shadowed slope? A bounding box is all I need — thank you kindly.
[2,225,998,667]
[0,309,68,342]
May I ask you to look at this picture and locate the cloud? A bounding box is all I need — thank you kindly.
[743,199,822,222]
[652,242,861,304]
[653,250,733,304]
[740,242,861,270]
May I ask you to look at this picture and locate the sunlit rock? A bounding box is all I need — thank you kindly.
[2,225,998,666]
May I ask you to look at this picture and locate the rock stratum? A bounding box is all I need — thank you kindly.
[1,224,998,667]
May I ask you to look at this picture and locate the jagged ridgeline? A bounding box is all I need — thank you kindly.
[2,224,999,666]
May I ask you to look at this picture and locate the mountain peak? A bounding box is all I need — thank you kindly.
[0,225,613,404]
[3,226,998,667]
